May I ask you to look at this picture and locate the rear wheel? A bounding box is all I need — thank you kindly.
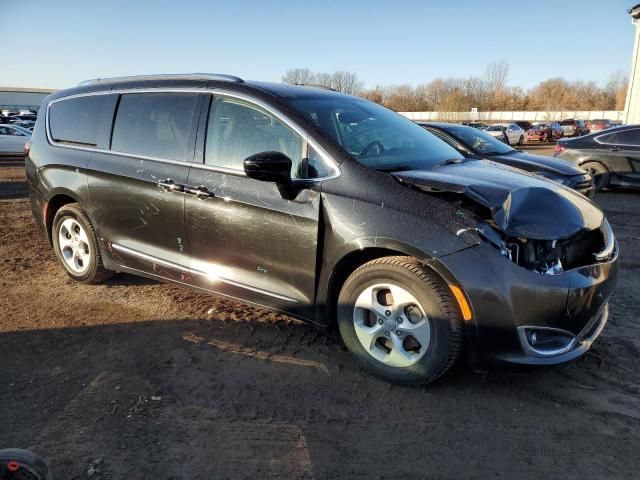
[337,256,462,385]
[52,203,114,283]
[518,135,524,146]
[582,162,610,191]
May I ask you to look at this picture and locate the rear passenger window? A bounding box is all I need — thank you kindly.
[49,95,110,146]
[205,97,305,177]
[111,93,199,162]
[611,129,640,146]
[599,129,639,146]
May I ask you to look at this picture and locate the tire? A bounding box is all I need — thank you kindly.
[52,203,114,283]
[0,449,51,480]
[518,135,524,146]
[581,161,610,191]
[337,256,462,385]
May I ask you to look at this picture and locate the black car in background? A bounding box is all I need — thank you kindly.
[26,74,617,385]
[555,124,640,190]
[419,122,594,197]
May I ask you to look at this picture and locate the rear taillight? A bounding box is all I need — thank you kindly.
[554,143,565,155]
[24,140,31,156]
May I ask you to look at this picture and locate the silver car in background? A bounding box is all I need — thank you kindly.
[0,124,31,161]
[485,123,525,145]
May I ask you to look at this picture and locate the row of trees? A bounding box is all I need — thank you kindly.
[282,63,628,112]
[282,68,364,95]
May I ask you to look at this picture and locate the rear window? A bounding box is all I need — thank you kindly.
[560,120,575,126]
[49,95,110,146]
[111,93,199,161]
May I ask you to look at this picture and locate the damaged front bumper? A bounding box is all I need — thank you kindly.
[438,239,618,367]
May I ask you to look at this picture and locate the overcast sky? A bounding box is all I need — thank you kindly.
[2,0,636,90]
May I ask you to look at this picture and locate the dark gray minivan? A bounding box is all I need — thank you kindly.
[26,74,618,384]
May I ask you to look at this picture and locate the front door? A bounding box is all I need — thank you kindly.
[184,94,322,318]
[88,92,204,280]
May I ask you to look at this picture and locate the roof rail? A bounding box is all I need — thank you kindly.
[77,73,244,86]
[294,83,337,92]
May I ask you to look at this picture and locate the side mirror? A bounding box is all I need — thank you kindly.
[243,151,292,184]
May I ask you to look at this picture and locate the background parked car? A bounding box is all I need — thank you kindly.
[485,123,525,145]
[555,124,640,191]
[588,119,613,133]
[515,121,532,131]
[526,122,563,143]
[560,119,588,137]
[0,124,31,160]
[420,122,594,197]
[462,122,489,129]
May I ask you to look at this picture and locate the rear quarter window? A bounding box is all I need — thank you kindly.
[49,95,110,146]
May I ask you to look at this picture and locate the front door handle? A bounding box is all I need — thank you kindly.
[184,185,215,198]
[157,179,185,193]
[609,146,622,152]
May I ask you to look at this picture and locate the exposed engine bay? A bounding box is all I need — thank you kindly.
[468,221,611,275]
[393,164,615,276]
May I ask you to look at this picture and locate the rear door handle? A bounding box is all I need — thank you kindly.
[158,179,185,193]
[184,185,215,198]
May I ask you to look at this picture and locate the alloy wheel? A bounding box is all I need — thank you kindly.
[352,283,431,368]
[58,217,91,274]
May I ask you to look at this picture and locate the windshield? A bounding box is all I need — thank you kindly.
[440,124,515,155]
[531,123,549,129]
[288,96,464,171]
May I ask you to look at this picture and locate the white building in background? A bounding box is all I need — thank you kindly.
[624,4,640,124]
[0,87,56,114]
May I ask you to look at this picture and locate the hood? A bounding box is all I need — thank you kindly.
[393,160,603,240]
[485,151,584,176]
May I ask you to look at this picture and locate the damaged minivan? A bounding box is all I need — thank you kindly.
[26,74,618,384]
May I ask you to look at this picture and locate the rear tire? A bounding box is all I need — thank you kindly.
[582,161,610,191]
[337,256,463,385]
[518,135,524,146]
[52,203,114,284]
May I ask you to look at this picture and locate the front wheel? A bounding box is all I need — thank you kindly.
[337,256,463,385]
[582,162,610,191]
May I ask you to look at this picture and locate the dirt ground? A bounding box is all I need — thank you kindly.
[0,162,639,479]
